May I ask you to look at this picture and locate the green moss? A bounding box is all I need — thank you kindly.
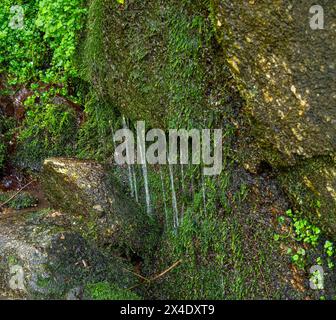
[77,91,118,161]
[136,157,296,299]
[15,99,79,170]
[79,0,232,128]
[85,282,141,300]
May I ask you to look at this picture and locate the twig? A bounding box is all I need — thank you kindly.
[126,260,183,291]
[123,268,151,283]
[0,181,33,208]
[151,260,182,281]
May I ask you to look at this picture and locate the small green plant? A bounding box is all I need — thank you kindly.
[286,209,320,246]
[324,240,334,257]
[285,209,336,273]
[316,257,322,265]
[291,247,306,269]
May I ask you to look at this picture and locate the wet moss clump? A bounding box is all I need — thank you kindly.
[79,0,235,129]
[15,101,79,171]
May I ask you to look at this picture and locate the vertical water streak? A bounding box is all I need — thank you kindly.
[122,117,135,197]
[180,164,185,221]
[201,171,207,215]
[137,122,152,215]
[132,165,139,203]
[169,164,179,229]
[160,167,168,227]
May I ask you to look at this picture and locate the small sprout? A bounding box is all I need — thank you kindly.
[324,240,334,257]
[292,254,299,262]
[327,257,334,269]
[286,209,293,217]
[274,234,280,241]
[297,248,306,256]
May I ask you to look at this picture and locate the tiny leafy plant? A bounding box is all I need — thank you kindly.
[291,247,306,269]
[284,209,336,271]
[324,240,334,257]
[286,209,320,246]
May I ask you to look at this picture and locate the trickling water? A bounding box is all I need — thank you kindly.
[160,167,168,227]
[190,163,195,197]
[137,125,152,216]
[132,165,139,203]
[180,164,185,221]
[201,172,207,215]
[181,165,185,191]
[169,164,179,229]
[122,117,135,197]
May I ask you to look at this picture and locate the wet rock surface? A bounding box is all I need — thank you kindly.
[214,0,336,165]
[212,1,336,235]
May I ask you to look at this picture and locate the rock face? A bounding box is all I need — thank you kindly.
[42,158,158,258]
[211,1,336,236]
[0,210,137,299]
[213,0,336,166]
[79,0,336,235]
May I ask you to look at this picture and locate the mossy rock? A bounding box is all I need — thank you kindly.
[78,0,238,129]
[41,157,159,259]
[0,209,138,299]
[279,156,336,237]
[212,1,336,167]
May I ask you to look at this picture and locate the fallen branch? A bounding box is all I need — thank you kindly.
[0,181,34,208]
[126,260,183,291]
[151,259,182,282]
[123,268,151,283]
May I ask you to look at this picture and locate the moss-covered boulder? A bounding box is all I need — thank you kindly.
[0,209,137,299]
[210,1,336,235]
[79,0,237,129]
[212,0,336,166]
[42,158,158,258]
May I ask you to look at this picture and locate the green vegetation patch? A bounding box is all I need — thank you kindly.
[85,282,141,300]
[0,191,38,210]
